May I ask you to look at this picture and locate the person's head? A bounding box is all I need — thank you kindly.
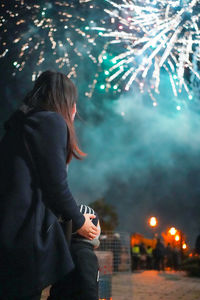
[22,70,85,163]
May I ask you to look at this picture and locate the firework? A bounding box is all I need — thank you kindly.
[1,0,200,105]
[92,0,200,102]
[0,0,98,81]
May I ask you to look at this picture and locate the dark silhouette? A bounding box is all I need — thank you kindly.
[154,239,165,271]
[195,234,200,255]
[131,244,140,271]
[166,243,173,269]
[146,245,153,269]
[172,247,181,271]
[139,242,147,269]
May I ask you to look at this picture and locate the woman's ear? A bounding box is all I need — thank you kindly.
[72,103,77,121]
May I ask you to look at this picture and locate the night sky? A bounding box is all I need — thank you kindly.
[0,0,200,247]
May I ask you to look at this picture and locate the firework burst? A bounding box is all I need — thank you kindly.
[0,0,98,81]
[93,0,200,102]
[1,0,200,105]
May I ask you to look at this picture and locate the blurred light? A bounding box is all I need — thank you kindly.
[149,217,157,227]
[121,112,125,116]
[175,234,180,241]
[111,17,115,23]
[103,55,107,60]
[113,84,118,90]
[100,84,105,90]
[176,105,181,111]
[182,243,187,249]
[188,95,193,100]
[153,102,157,107]
[104,70,109,75]
[85,26,89,30]
[169,227,177,235]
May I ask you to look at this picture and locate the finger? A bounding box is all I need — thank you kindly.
[91,224,98,231]
[89,234,96,240]
[90,228,97,235]
[86,214,96,219]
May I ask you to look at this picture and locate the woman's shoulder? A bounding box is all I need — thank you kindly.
[27,109,65,123]
[22,110,68,142]
[25,110,67,131]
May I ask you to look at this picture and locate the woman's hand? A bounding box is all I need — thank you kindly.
[77,214,98,240]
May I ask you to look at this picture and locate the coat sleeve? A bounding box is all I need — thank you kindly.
[24,111,85,231]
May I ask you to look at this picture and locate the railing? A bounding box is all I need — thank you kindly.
[96,231,133,300]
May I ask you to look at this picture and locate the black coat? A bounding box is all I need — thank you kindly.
[0,110,85,298]
[49,240,99,300]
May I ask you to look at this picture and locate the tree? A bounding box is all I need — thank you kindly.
[89,198,118,232]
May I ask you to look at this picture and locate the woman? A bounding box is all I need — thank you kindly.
[0,70,98,300]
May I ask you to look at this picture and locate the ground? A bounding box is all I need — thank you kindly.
[131,270,200,300]
[41,271,200,300]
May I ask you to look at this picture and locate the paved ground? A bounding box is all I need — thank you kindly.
[132,270,200,300]
[41,271,200,300]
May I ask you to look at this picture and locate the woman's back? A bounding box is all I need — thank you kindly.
[0,110,75,298]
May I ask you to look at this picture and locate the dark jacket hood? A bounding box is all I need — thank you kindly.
[4,110,25,131]
[4,105,44,131]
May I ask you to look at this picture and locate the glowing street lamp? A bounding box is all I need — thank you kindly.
[149,217,157,228]
[169,227,177,236]
[182,243,187,250]
[175,234,180,242]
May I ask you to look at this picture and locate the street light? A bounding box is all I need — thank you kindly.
[148,217,158,244]
[149,216,157,228]
[182,243,187,250]
[169,227,177,236]
[175,234,180,242]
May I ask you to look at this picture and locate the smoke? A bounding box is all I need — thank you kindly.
[69,88,200,246]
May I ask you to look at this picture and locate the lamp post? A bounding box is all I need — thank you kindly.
[148,217,158,245]
[168,227,185,262]
[168,227,177,248]
[175,234,180,242]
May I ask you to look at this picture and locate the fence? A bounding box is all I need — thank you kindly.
[96,231,133,300]
[41,231,133,300]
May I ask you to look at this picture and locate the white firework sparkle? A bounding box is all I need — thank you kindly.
[0,0,98,81]
[94,0,200,101]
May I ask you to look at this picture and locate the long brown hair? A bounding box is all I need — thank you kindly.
[22,70,86,163]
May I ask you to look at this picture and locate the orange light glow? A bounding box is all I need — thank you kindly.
[149,216,157,227]
[169,227,177,235]
[182,243,187,249]
[175,234,180,241]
